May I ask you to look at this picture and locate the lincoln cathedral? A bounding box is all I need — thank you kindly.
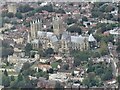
[28,15,96,54]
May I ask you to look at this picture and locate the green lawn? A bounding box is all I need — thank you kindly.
[51,62,59,69]
[8,71,18,75]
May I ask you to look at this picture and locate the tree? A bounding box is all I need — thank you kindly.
[69,3,73,6]
[83,77,90,88]
[2,75,10,87]
[4,69,8,76]
[45,48,54,56]
[55,8,66,14]
[21,62,31,72]
[41,4,54,12]
[94,34,102,42]
[72,50,90,66]
[47,28,53,32]
[30,51,36,58]
[101,71,113,81]
[43,73,49,80]
[25,43,32,52]
[7,12,14,18]
[66,18,77,25]
[95,68,104,75]
[55,81,64,90]
[99,4,108,12]
[6,61,10,66]
[105,14,113,20]
[23,76,34,88]
[87,66,94,73]
[47,68,54,74]
[35,71,49,79]
[10,75,15,81]
[63,64,69,70]
[10,80,18,88]
[24,43,32,56]
[35,7,42,13]
[117,75,120,89]
[116,45,120,53]
[51,62,59,69]
[101,35,114,43]
[83,77,100,87]
[18,5,34,13]
[105,5,115,12]
[38,49,46,57]
[67,25,82,35]
[99,41,108,56]
[17,73,23,81]
[94,2,105,8]
[17,80,26,88]
[23,21,30,27]
[92,52,100,58]
[82,16,88,21]
[1,11,8,17]
[71,71,75,76]
[15,12,23,19]
[90,78,100,87]
[91,11,103,18]
[1,41,14,58]
[25,11,35,17]
[98,13,105,19]
[22,68,35,76]
[10,75,34,88]
[6,48,14,56]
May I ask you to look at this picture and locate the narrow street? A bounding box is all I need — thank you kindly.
[108,43,119,77]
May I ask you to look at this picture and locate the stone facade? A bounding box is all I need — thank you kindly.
[28,17,92,53]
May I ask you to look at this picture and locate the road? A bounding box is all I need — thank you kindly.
[110,57,118,77]
[108,42,119,77]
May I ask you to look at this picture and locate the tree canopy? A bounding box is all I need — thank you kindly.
[99,41,109,56]
[6,12,14,18]
[71,50,90,66]
[117,75,120,88]
[116,44,120,53]
[15,12,23,19]
[24,43,33,56]
[18,5,34,13]
[21,62,31,72]
[82,16,88,21]
[1,40,14,58]
[67,25,82,35]
[66,18,77,25]
[83,76,101,87]
[55,8,66,14]
[45,48,54,56]
[2,70,10,87]
[41,4,54,12]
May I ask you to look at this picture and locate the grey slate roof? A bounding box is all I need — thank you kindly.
[88,34,96,42]
[46,32,54,38]
[37,31,58,43]
[37,31,46,37]
[35,31,91,45]
[71,35,85,44]
[50,35,58,43]
[61,32,71,42]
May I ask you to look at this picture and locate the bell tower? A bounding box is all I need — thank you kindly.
[52,15,63,39]
[30,19,42,40]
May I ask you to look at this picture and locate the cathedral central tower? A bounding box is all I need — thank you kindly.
[52,15,63,39]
